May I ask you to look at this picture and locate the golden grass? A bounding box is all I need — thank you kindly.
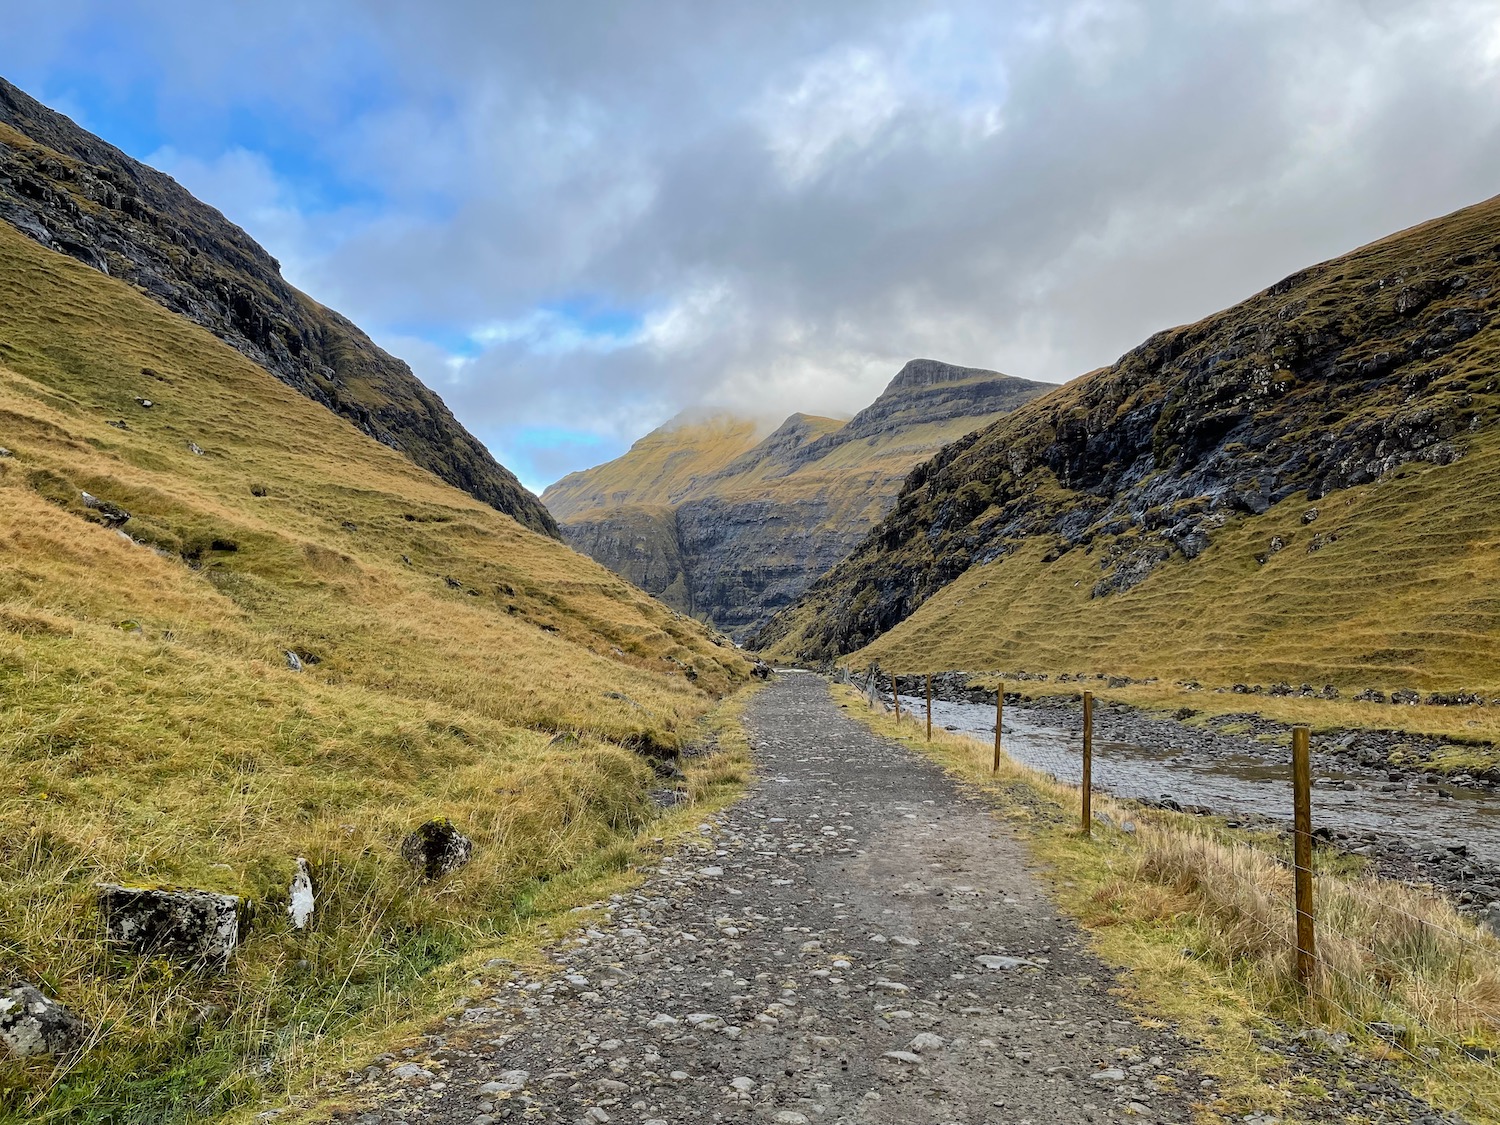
[545,401,1019,546]
[227,684,759,1125]
[542,413,771,519]
[832,683,1500,1124]
[0,220,752,1122]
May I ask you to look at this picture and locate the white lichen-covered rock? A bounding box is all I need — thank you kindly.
[0,983,85,1056]
[97,884,240,965]
[400,818,473,880]
[288,858,315,930]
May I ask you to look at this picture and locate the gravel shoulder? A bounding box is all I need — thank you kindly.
[320,671,1211,1124]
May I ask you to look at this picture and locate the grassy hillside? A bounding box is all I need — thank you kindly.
[0,220,750,1122]
[847,423,1500,692]
[545,363,1054,638]
[543,413,776,518]
[761,193,1500,695]
[0,76,558,537]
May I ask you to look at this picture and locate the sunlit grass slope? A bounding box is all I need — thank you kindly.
[835,425,1500,695]
[0,221,751,1121]
[542,413,775,518]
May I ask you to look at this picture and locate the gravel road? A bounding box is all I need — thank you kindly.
[326,671,1210,1124]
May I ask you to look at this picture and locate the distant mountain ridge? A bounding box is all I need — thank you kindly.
[0,75,558,536]
[544,360,1056,638]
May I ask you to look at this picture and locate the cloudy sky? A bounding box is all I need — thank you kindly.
[3,1,1500,491]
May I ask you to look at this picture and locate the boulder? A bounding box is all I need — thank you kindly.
[284,650,304,672]
[400,819,473,880]
[0,983,86,1057]
[750,661,773,680]
[97,884,240,964]
[1480,901,1500,939]
[79,491,130,526]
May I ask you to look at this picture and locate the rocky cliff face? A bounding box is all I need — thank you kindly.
[0,76,557,537]
[543,362,1055,639]
[757,194,1500,661]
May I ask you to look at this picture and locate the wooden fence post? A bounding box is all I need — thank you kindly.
[893,677,901,725]
[993,688,1002,773]
[925,674,933,741]
[1081,690,1094,836]
[1292,725,1316,987]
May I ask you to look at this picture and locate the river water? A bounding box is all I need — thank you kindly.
[894,694,1500,866]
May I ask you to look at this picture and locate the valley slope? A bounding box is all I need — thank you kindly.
[0,215,749,1119]
[759,194,1500,694]
[0,74,558,536]
[544,360,1054,639]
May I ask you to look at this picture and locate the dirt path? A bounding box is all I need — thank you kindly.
[328,671,1209,1124]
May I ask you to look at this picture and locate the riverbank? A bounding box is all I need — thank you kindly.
[873,676,1500,921]
[862,668,1500,778]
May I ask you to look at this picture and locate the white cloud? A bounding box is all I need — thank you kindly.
[758,47,905,185]
[13,0,1500,492]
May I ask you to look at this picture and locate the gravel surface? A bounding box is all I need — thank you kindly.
[322,671,1211,1124]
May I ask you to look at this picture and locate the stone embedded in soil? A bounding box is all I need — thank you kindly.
[976,954,1039,970]
[79,490,130,526]
[0,983,86,1057]
[400,818,474,880]
[97,884,240,964]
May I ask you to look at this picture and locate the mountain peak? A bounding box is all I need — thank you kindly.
[839,359,1057,442]
[546,358,1054,639]
[884,358,1006,390]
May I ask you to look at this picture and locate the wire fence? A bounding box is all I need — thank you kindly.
[855,663,1500,1123]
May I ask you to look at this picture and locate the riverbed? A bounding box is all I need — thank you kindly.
[896,693,1500,868]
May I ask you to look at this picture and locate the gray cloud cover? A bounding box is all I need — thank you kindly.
[6,0,1500,488]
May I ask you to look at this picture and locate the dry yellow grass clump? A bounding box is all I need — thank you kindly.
[0,221,752,1122]
[834,684,1500,1123]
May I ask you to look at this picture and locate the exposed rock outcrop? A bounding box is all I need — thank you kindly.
[544,362,1053,639]
[0,75,557,537]
[401,819,474,880]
